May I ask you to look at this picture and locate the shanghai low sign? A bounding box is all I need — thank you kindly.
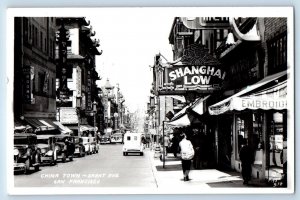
[159,65,226,94]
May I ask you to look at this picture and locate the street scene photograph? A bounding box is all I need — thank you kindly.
[7,7,294,194]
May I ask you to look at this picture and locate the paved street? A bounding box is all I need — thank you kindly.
[14,144,270,189]
[14,144,157,188]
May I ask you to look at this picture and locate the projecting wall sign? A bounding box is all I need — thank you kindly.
[161,65,225,92]
[157,44,226,95]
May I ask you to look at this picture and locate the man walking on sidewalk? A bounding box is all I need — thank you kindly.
[179,133,194,181]
[239,138,254,185]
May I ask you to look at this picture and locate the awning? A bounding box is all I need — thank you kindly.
[166,95,210,127]
[80,125,95,132]
[14,119,32,133]
[53,121,73,134]
[209,71,287,115]
[167,114,191,127]
[39,119,57,131]
[25,118,58,131]
[25,119,48,131]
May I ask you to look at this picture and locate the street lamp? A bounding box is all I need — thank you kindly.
[92,100,97,137]
[76,95,82,136]
[104,79,114,128]
[113,112,119,130]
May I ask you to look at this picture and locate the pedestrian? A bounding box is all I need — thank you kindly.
[179,133,194,181]
[239,138,254,185]
[163,134,169,156]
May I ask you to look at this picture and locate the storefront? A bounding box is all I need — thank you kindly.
[166,95,215,169]
[209,70,287,183]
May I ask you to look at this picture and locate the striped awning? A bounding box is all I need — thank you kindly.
[25,118,58,131]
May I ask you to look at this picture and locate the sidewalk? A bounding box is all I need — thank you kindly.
[148,150,269,189]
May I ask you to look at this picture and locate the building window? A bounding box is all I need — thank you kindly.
[34,27,39,47]
[52,78,55,97]
[236,115,245,159]
[38,72,45,95]
[267,32,287,75]
[23,18,29,43]
[252,112,264,166]
[52,40,55,59]
[49,39,53,58]
[44,38,47,53]
[267,111,287,168]
[40,32,43,50]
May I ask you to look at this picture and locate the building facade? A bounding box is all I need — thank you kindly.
[211,17,288,183]
[55,17,102,136]
[14,17,59,133]
[151,17,288,185]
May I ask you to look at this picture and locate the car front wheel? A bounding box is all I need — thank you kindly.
[62,153,66,163]
[34,165,39,171]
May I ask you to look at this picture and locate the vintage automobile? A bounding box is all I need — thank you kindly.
[89,137,99,154]
[37,135,57,165]
[100,134,111,144]
[100,128,112,144]
[74,136,86,157]
[122,132,144,156]
[53,135,75,162]
[81,136,92,155]
[14,133,41,174]
[110,132,123,144]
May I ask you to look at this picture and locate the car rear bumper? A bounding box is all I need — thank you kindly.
[123,149,143,152]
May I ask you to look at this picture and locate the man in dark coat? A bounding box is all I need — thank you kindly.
[239,139,254,185]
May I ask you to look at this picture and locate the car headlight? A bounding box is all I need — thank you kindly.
[45,150,53,156]
[41,148,47,154]
[14,149,19,156]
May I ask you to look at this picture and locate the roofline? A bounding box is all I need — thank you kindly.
[168,17,178,45]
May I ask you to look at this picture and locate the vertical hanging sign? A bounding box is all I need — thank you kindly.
[23,66,32,104]
[23,66,35,104]
[57,22,70,101]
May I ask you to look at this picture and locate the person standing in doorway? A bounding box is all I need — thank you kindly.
[239,138,254,185]
[179,133,194,181]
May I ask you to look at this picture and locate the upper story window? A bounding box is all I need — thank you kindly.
[23,18,29,43]
[267,31,287,75]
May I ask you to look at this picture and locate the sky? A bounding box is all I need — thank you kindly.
[87,10,174,113]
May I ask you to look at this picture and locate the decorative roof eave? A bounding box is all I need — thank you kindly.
[67,54,85,60]
[170,44,222,66]
[90,47,102,55]
[56,17,90,26]
[81,26,96,37]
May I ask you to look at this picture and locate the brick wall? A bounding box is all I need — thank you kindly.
[264,18,287,42]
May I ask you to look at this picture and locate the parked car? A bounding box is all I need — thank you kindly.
[53,135,75,162]
[122,132,144,156]
[100,128,112,144]
[74,136,85,157]
[37,135,57,165]
[81,137,92,155]
[100,134,111,144]
[111,133,123,144]
[14,133,41,174]
[89,137,99,153]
